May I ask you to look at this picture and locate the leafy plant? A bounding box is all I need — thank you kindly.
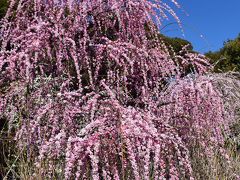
[205,33,240,74]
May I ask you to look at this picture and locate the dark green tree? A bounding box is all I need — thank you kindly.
[205,33,240,73]
[157,34,194,53]
[144,21,194,53]
[0,0,9,20]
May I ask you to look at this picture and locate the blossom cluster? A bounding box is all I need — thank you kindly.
[0,0,238,179]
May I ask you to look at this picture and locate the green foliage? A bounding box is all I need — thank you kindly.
[158,34,193,53]
[0,0,9,20]
[144,21,199,75]
[144,21,194,53]
[205,33,240,73]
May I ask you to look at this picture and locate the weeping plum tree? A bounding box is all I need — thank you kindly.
[0,0,239,179]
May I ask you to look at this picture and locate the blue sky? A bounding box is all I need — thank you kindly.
[159,0,240,54]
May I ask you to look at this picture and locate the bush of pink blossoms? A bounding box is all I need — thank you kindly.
[0,0,239,179]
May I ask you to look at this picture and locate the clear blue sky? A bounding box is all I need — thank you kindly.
[159,0,240,54]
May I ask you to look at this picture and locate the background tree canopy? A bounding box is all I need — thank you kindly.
[205,33,240,73]
[157,34,193,53]
[0,0,9,20]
